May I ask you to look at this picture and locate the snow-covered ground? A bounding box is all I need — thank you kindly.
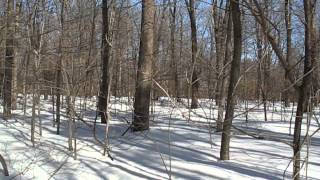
[0,97,320,180]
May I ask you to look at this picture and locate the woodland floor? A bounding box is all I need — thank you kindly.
[0,96,320,180]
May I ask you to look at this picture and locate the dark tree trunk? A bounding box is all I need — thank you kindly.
[170,0,178,99]
[132,0,155,131]
[292,1,316,179]
[56,0,65,134]
[255,24,262,102]
[284,0,292,107]
[178,10,184,102]
[262,52,271,122]
[98,0,112,124]
[220,0,242,160]
[11,1,20,111]
[187,0,199,109]
[3,0,15,119]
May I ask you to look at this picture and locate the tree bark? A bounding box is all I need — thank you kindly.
[98,0,113,124]
[132,0,155,131]
[187,0,199,109]
[3,0,15,119]
[284,0,292,107]
[213,0,227,106]
[292,1,317,179]
[11,1,21,111]
[56,0,65,134]
[255,23,262,102]
[170,0,178,99]
[217,5,232,131]
[220,0,242,160]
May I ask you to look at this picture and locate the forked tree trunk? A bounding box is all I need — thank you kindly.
[132,0,155,131]
[220,0,242,160]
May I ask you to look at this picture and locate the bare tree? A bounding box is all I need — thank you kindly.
[246,1,318,178]
[292,1,317,179]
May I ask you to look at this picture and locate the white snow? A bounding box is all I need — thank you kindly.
[0,97,319,180]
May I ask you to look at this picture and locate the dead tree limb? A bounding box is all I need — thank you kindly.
[0,154,9,176]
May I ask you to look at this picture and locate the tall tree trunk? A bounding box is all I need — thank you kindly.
[255,23,262,102]
[213,0,227,106]
[284,0,292,107]
[3,0,15,119]
[23,51,30,116]
[262,50,271,122]
[178,11,184,101]
[256,21,270,121]
[98,0,113,124]
[187,0,199,109]
[114,5,124,102]
[220,0,242,160]
[12,1,21,111]
[83,0,97,110]
[132,0,155,131]
[170,0,178,99]
[56,0,65,134]
[292,1,316,179]
[31,83,36,147]
[217,5,232,132]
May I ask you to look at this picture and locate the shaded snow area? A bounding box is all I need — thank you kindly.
[1,97,320,180]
